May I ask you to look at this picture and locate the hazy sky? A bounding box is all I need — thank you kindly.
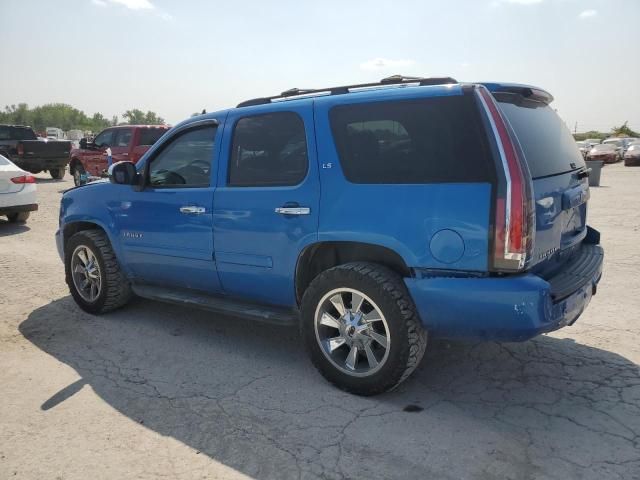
[1,0,638,132]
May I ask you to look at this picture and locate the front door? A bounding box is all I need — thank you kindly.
[117,120,222,293]
[89,128,114,176]
[213,104,319,307]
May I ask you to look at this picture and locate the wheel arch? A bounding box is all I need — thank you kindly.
[63,220,108,247]
[69,157,83,174]
[295,241,411,304]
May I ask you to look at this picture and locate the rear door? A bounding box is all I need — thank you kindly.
[132,127,168,164]
[494,91,588,273]
[213,103,319,307]
[111,128,133,164]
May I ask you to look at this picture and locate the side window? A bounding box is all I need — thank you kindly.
[329,96,494,184]
[148,125,216,187]
[94,129,114,148]
[0,126,10,140]
[228,112,308,187]
[139,128,166,146]
[114,129,133,147]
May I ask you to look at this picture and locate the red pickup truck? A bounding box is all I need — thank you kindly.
[69,125,170,186]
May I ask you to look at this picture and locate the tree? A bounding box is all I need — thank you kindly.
[0,102,166,132]
[611,121,639,138]
[573,131,606,141]
[123,109,164,125]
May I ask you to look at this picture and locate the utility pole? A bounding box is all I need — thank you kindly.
[574,122,578,134]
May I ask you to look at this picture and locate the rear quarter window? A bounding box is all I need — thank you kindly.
[138,128,167,146]
[329,95,494,184]
[495,93,585,178]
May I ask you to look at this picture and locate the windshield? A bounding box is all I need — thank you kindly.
[592,144,616,152]
[603,139,622,146]
[496,93,585,178]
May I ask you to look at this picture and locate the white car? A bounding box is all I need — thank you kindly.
[0,154,38,223]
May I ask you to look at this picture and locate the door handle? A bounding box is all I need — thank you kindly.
[180,206,206,215]
[275,206,310,215]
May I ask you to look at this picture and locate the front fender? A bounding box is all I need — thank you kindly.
[59,184,132,277]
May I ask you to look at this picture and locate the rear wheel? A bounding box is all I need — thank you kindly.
[7,212,30,223]
[65,230,132,314]
[301,262,427,396]
[50,168,65,180]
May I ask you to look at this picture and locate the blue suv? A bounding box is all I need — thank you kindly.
[56,76,604,395]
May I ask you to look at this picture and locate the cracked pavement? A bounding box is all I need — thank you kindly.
[1,164,639,480]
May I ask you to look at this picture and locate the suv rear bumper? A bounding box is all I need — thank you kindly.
[405,242,603,341]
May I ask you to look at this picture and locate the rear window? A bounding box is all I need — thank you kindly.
[0,126,36,141]
[329,96,494,184]
[138,128,167,146]
[496,93,585,178]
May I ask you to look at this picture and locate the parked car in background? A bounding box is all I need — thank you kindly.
[620,137,638,153]
[57,76,603,395]
[575,141,590,158]
[0,125,71,179]
[588,143,619,163]
[602,138,625,160]
[46,127,65,140]
[584,138,602,147]
[69,125,170,186]
[624,144,640,166]
[0,154,37,223]
[66,129,84,149]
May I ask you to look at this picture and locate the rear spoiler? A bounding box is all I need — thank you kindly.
[479,83,554,105]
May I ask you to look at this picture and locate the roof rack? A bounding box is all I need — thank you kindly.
[236,75,458,108]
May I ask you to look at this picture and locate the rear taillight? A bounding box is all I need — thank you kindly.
[477,86,535,272]
[11,175,36,184]
[17,143,24,156]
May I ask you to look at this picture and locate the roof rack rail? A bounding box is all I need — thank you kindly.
[236,75,458,108]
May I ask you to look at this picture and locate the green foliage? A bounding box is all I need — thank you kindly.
[0,103,165,133]
[610,121,639,138]
[573,131,607,141]
[123,109,165,125]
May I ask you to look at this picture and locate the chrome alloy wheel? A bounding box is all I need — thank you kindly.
[71,245,102,302]
[314,288,391,377]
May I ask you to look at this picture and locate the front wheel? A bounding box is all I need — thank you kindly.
[65,229,132,314]
[301,262,427,396]
[50,168,65,180]
[72,163,86,186]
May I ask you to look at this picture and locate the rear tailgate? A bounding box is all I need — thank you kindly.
[20,139,72,159]
[493,89,590,276]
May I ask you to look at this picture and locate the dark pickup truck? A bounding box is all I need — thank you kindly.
[0,125,71,179]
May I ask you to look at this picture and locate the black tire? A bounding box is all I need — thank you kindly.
[65,229,132,314]
[301,262,427,396]
[7,212,30,223]
[50,168,65,180]
[72,162,85,186]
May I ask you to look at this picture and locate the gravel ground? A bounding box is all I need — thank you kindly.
[1,164,639,480]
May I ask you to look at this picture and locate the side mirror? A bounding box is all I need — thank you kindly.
[79,138,87,149]
[109,161,139,186]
